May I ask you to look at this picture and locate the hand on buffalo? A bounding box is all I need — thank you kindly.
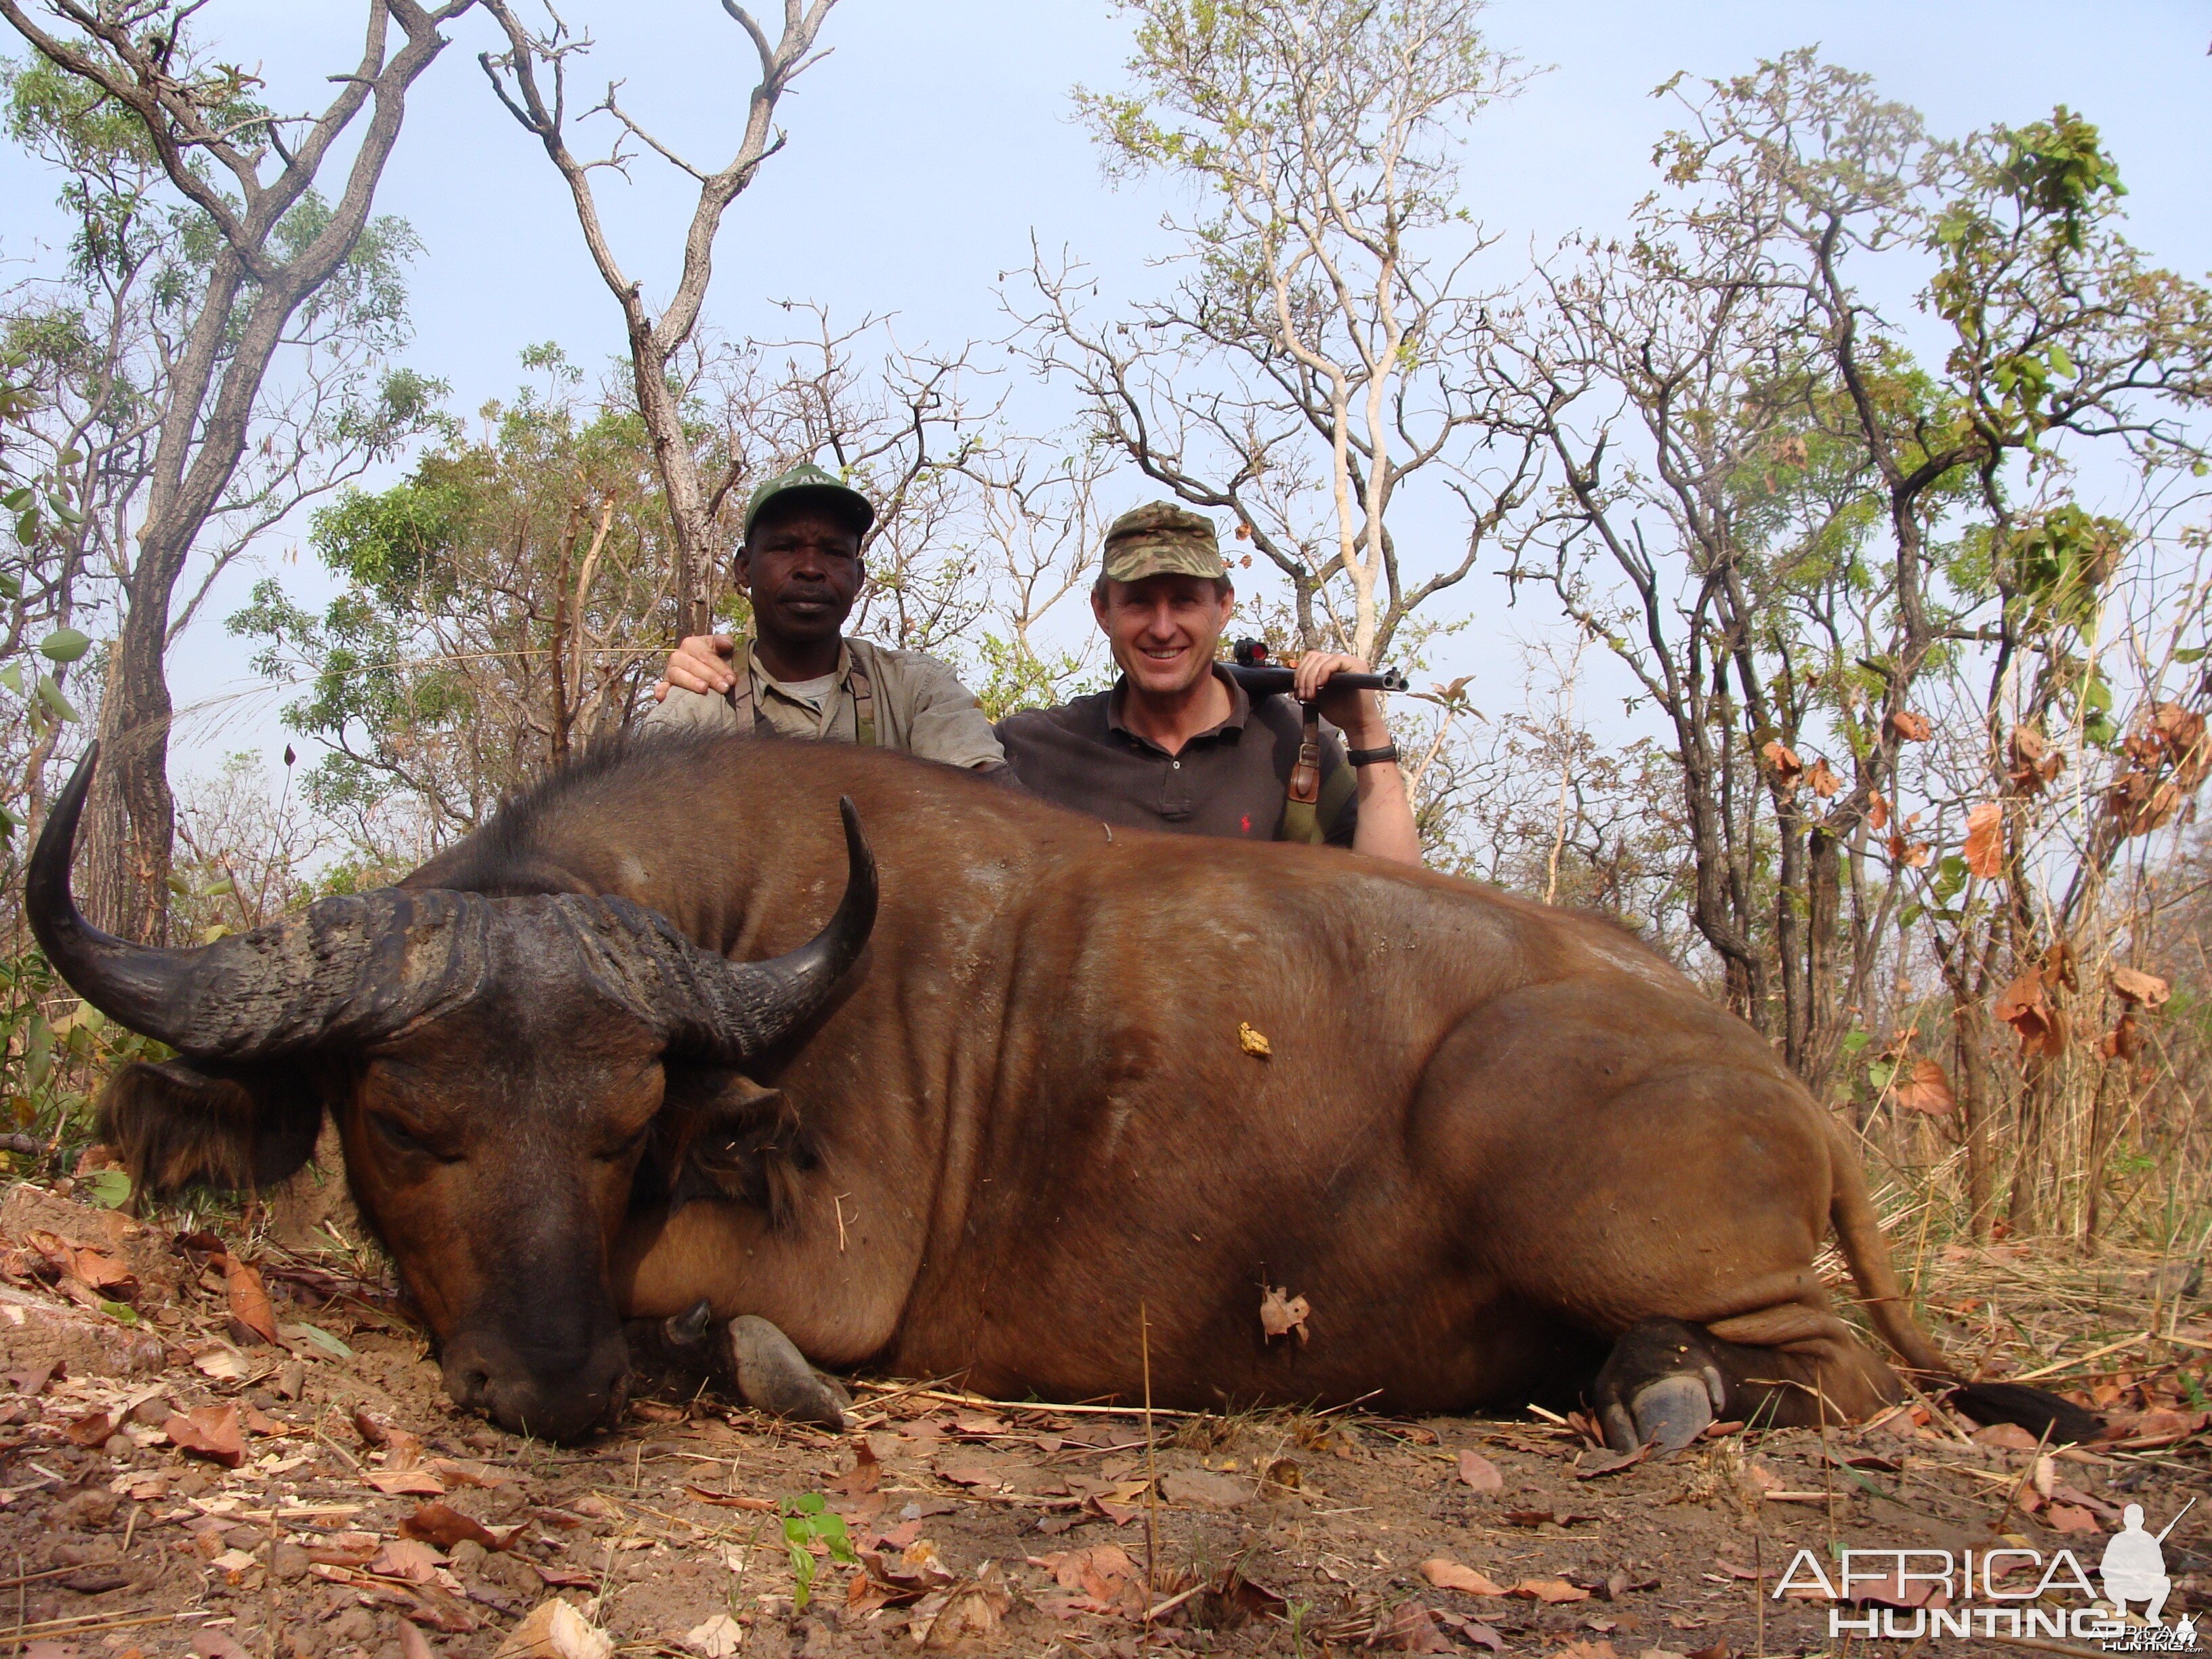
[654,634,739,701]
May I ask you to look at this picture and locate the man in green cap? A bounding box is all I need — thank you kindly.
[644,462,1006,770]
[994,501,1422,864]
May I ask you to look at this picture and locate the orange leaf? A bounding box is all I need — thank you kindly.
[1258,1284,1309,1344]
[1455,1450,1503,1492]
[1868,792,1890,831]
[1509,1578,1591,1604]
[1993,967,2068,1059]
[1885,710,1932,742]
[1894,1058,1956,1115]
[226,1258,278,1345]
[1421,1559,1509,1597]
[1760,740,1803,788]
[2111,966,2170,1007]
[401,1502,501,1552]
[165,1405,245,1469]
[1805,757,1842,798]
[1962,802,2005,880]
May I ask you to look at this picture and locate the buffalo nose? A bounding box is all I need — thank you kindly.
[443,1331,629,1443]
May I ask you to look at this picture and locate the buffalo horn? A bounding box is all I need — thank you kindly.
[648,796,878,1059]
[27,745,493,1057]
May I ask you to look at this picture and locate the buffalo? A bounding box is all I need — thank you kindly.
[30,737,2081,1446]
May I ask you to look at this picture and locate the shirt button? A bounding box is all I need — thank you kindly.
[1171,760,1182,769]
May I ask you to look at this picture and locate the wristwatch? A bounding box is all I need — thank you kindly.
[1347,743,1399,767]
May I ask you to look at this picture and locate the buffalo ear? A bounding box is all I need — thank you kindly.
[649,1069,809,1225]
[98,1059,326,1202]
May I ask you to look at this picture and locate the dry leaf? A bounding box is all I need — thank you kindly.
[365,1469,447,1497]
[1962,802,2004,880]
[2112,965,2171,1007]
[1455,1450,1503,1492]
[226,1258,278,1345]
[1421,1559,1508,1596]
[64,1409,117,1448]
[402,1503,501,1552]
[1258,1284,1309,1344]
[1885,710,1932,742]
[1886,832,1931,869]
[1511,1578,1593,1604]
[1759,741,1803,790]
[164,1404,245,1468]
[2008,724,2064,794]
[371,1538,447,1584]
[495,1601,613,1659]
[1867,791,1890,831]
[1993,967,2068,1059]
[682,1616,743,1658]
[1237,1021,1271,1058]
[683,1486,777,1512]
[1385,1604,1458,1653]
[192,1345,253,1382]
[2045,1502,2100,1534]
[1805,757,1841,798]
[1894,1057,1956,1115]
[398,1624,436,1659]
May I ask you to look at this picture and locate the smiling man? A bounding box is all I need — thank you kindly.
[996,502,1422,864]
[644,462,1006,770]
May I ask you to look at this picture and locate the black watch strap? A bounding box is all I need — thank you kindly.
[1347,743,1399,767]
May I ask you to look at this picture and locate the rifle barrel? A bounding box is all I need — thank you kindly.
[1223,663,1409,699]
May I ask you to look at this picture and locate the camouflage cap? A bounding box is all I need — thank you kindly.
[1100,501,1227,583]
[743,461,875,544]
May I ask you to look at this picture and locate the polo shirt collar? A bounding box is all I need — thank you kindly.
[753,638,855,701]
[1105,663,1250,748]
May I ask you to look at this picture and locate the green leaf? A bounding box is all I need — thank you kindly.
[81,1168,131,1209]
[98,1298,139,1325]
[201,876,234,897]
[0,664,24,695]
[279,1321,354,1360]
[33,674,77,722]
[2175,648,2206,665]
[37,628,91,663]
[1899,903,1925,930]
[0,570,20,599]
[1839,1030,1872,1054]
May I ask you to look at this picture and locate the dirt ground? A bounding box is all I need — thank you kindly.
[0,1176,2201,1659]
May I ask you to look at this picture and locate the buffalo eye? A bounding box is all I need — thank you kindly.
[598,1122,652,1164]
[369,1111,441,1160]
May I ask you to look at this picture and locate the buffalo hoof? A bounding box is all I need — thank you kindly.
[663,1299,716,1348]
[722,1315,851,1431]
[1593,1317,1729,1454]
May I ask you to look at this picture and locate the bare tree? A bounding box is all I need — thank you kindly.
[1016,0,1538,661]
[478,0,836,638]
[0,0,476,941]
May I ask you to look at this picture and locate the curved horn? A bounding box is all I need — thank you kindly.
[655,795,878,1059]
[28,745,493,1057]
[27,743,197,1043]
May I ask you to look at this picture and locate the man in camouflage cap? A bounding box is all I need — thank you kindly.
[644,462,1006,771]
[995,501,1420,862]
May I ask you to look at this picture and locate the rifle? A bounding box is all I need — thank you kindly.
[1221,639,1408,827]
[1221,638,1408,701]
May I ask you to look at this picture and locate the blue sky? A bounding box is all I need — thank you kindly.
[3,0,2207,777]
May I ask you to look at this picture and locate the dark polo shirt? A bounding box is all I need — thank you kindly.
[995,666,1358,845]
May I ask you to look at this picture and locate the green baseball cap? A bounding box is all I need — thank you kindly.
[1101,501,1227,583]
[742,461,875,543]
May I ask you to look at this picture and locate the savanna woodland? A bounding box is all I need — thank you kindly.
[0,3,2205,1656]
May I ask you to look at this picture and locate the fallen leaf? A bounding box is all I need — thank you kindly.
[64,1409,117,1448]
[1553,1643,1617,1659]
[937,1463,997,1489]
[1237,1021,1271,1058]
[2112,966,2171,1007]
[495,1600,613,1659]
[1894,1057,1956,1115]
[164,1405,245,1468]
[226,1258,278,1345]
[1574,1443,1652,1479]
[832,1439,880,1498]
[371,1538,447,1584]
[1961,801,2005,880]
[2045,1502,2099,1533]
[192,1346,253,1382]
[682,1616,743,1659]
[1258,1284,1309,1344]
[1456,1449,1503,1492]
[427,1457,512,1489]
[1158,1468,1248,1509]
[402,1503,501,1552]
[1513,1578,1593,1604]
[1421,1559,1509,1596]
[191,1634,253,1659]
[1971,1422,2041,1451]
[1384,1603,1456,1653]
[365,1469,448,1497]
[398,1624,436,1659]
[683,1486,776,1512]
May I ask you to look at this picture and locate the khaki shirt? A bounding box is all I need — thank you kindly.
[642,637,1006,770]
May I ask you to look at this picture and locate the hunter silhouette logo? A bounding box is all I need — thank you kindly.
[2101,1500,2190,1626]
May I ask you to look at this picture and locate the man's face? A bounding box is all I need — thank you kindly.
[736,505,864,647]
[1092,574,1234,699]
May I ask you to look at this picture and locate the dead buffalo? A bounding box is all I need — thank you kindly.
[30,737,2082,1446]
